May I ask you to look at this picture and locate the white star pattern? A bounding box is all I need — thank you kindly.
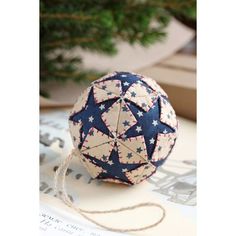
[152,120,158,126]
[99,104,105,110]
[163,129,168,134]
[88,116,94,122]
[137,111,143,117]
[149,138,155,144]
[136,126,142,133]
[121,74,127,77]
[107,160,114,165]
[123,81,130,86]
[122,168,128,172]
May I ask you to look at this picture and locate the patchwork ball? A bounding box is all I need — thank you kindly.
[69,72,178,185]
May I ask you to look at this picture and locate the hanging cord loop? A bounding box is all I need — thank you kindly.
[54,150,166,233]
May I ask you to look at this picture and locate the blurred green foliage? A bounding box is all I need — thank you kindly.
[40,0,196,86]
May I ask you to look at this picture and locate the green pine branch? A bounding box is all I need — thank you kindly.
[40,0,196,89]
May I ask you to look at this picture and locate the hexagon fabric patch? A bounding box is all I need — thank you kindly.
[124,82,156,112]
[117,141,146,164]
[70,87,91,115]
[117,99,137,136]
[118,135,148,161]
[80,155,104,178]
[81,128,113,150]
[159,96,177,129]
[141,77,168,97]
[69,120,83,149]
[125,163,156,184]
[152,133,177,161]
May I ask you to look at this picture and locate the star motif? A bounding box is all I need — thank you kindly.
[101,155,108,161]
[141,103,147,108]
[69,87,117,143]
[146,88,152,94]
[123,81,130,86]
[101,85,107,90]
[127,152,133,159]
[87,148,142,184]
[124,98,174,159]
[131,91,136,97]
[99,104,105,110]
[136,147,143,153]
[152,120,158,126]
[137,111,143,117]
[123,120,130,127]
[107,160,114,165]
[122,106,129,112]
[88,116,94,122]
[136,126,142,133]
[121,74,127,77]
[149,138,155,144]
[163,129,168,134]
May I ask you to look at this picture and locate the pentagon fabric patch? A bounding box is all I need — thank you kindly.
[117,99,137,136]
[160,97,177,129]
[95,80,122,96]
[141,77,168,97]
[118,135,148,161]
[68,120,82,149]
[81,142,114,162]
[124,82,156,112]
[101,99,121,136]
[117,141,146,164]
[70,87,91,115]
[125,163,156,184]
[80,156,104,178]
[81,127,112,150]
[152,132,177,161]
[93,86,120,103]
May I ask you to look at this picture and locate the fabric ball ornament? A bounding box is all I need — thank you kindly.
[69,72,178,185]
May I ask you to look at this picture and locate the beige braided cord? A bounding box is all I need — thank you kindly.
[54,150,166,233]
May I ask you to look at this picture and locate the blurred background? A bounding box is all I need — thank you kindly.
[40,0,196,120]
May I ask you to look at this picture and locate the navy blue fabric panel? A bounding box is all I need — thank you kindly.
[86,146,143,185]
[70,87,119,144]
[125,98,174,159]
[96,72,140,93]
